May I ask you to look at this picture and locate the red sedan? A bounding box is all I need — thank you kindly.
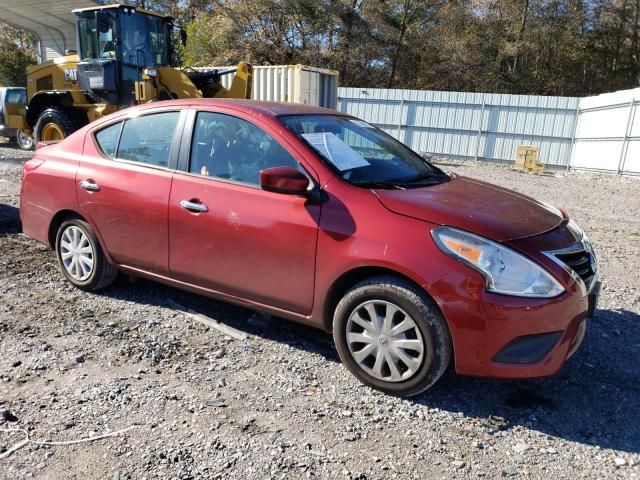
[20,99,599,396]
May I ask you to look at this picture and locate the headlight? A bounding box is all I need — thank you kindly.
[432,227,565,298]
[143,68,158,77]
[566,218,582,239]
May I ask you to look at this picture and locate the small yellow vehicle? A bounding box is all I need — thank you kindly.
[7,4,252,144]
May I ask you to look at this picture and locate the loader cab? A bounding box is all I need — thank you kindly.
[75,5,173,106]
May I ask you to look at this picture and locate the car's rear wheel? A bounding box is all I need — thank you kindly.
[55,218,118,291]
[333,275,451,397]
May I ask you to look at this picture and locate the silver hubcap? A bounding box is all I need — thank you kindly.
[17,130,33,149]
[346,300,425,382]
[60,226,94,281]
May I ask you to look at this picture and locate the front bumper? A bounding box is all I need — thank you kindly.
[428,268,600,379]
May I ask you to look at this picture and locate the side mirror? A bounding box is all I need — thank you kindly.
[180,28,188,47]
[260,166,309,195]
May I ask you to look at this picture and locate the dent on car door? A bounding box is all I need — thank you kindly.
[78,109,186,274]
[168,109,321,314]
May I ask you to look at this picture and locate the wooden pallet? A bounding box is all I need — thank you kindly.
[515,145,545,174]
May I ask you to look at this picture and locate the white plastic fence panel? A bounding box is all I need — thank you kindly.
[570,141,624,171]
[623,141,640,173]
[571,88,640,174]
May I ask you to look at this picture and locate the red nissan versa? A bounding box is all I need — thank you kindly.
[19,99,599,396]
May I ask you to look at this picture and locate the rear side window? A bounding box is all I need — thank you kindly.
[95,121,122,157]
[117,112,180,167]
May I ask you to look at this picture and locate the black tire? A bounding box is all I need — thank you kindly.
[333,275,452,397]
[55,218,118,291]
[34,107,87,142]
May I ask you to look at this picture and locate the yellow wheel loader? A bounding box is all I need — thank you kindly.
[7,4,252,144]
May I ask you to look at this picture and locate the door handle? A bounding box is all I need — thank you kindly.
[179,199,209,213]
[79,179,100,192]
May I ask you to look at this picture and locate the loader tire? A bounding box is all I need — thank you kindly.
[34,107,87,142]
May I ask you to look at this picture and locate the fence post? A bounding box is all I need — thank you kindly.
[567,103,581,173]
[396,98,405,140]
[617,99,636,174]
[474,101,485,161]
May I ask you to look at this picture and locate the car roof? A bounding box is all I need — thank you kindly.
[130,98,341,118]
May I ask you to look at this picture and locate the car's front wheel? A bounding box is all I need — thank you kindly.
[55,218,118,291]
[333,275,452,397]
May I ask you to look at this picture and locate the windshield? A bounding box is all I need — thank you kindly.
[279,115,449,188]
[77,11,117,61]
[77,15,98,60]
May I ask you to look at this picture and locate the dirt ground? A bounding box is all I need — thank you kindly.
[0,145,639,479]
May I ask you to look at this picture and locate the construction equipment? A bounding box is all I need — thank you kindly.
[7,4,253,143]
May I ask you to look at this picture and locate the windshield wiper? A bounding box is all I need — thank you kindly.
[351,171,450,190]
[351,180,406,190]
[397,171,450,185]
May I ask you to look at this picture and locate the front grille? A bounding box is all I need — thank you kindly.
[555,250,595,286]
[552,246,597,293]
[77,60,118,93]
[78,62,105,90]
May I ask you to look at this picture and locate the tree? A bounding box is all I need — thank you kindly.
[0,23,37,87]
[4,0,639,95]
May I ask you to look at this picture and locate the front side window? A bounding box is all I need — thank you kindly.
[279,115,449,188]
[116,112,179,167]
[190,112,299,186]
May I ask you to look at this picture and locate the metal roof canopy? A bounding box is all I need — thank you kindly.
[0,0,100,62]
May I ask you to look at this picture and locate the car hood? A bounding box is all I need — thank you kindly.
[373,174,564,242]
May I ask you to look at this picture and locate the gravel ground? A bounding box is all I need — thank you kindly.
[0,145,639,479]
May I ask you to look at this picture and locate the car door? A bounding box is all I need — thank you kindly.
[77,108,186,275]
[168,108,321,314]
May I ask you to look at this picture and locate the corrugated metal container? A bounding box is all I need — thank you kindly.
[199,65,339,109]
[338,87,580,167]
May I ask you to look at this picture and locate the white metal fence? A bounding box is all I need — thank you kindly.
[337,86,639,174]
